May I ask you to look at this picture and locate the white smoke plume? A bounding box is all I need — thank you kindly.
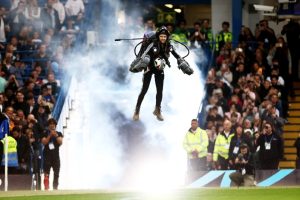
[59,0,206,190]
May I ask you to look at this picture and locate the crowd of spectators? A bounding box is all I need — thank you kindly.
[0,0,87,178]
[178,17,299,173]
[175,17,300,188]
[139,16,296,176]
[0,0,298,189]
[201,19,295,171]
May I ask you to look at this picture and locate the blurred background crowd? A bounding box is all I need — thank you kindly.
[0,0,300,188]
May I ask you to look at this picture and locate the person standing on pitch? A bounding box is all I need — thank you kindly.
[213,119,235,170]
[256,122,283,169]
[41,118,63,190]
[183,119,209,171]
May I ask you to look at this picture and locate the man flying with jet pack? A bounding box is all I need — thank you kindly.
[129,26,193,121]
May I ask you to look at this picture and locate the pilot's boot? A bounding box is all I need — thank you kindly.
[133,107,140,121]
[153,106,164,121]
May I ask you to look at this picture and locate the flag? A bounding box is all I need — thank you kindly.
[0,118,9,140]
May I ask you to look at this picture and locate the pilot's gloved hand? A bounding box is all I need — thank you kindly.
[177,58,193,75]
[129,55,150,73]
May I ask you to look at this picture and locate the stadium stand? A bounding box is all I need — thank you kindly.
[0,0,300,190]
[0,0,87,190]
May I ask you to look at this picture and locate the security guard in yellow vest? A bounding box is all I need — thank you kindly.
[213,119,234,170]
[183,119,209,171]
[215,21,232,53]
[1,135,18,167]
[201,19,214,49]
[172,20,190,45]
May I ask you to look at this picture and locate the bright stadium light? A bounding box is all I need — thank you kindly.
[165,4,173,8]
[174,8,182,13]
[253,4,274,12]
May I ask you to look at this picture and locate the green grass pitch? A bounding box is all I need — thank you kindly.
[0,187,300,200]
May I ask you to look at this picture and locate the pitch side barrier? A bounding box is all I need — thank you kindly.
[187,169,300,188]
[1,169,299,190]
[0,174,31,190]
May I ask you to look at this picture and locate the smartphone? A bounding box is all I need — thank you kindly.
[236,48,243,53]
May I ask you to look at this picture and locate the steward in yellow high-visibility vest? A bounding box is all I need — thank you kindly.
[213,119,234,170]
[215,21,232,53]
[201,19,214,49]
[183,119,209,171]
[1,135,18,167]
[172,20,190,45]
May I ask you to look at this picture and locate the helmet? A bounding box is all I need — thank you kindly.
[154,57,166,70]
[156,26,170,38]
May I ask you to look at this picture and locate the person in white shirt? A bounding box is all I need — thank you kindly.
[0,93,4,112]
[53,0,65,25]
[10,0,20,11]
[0,6,8,44]
[24,0,41,20]
[216,62,233,83]
[65,0,84,17]
[24,0,42,31]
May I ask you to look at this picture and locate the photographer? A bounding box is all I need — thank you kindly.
[37,85,56,111]
[229,125,253,169]
[190,22,205,49]
[261,104,285,136]
[255,20,276,50]
[41,118,63,190]
[256,122,283,169]
[229,143,255,187]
